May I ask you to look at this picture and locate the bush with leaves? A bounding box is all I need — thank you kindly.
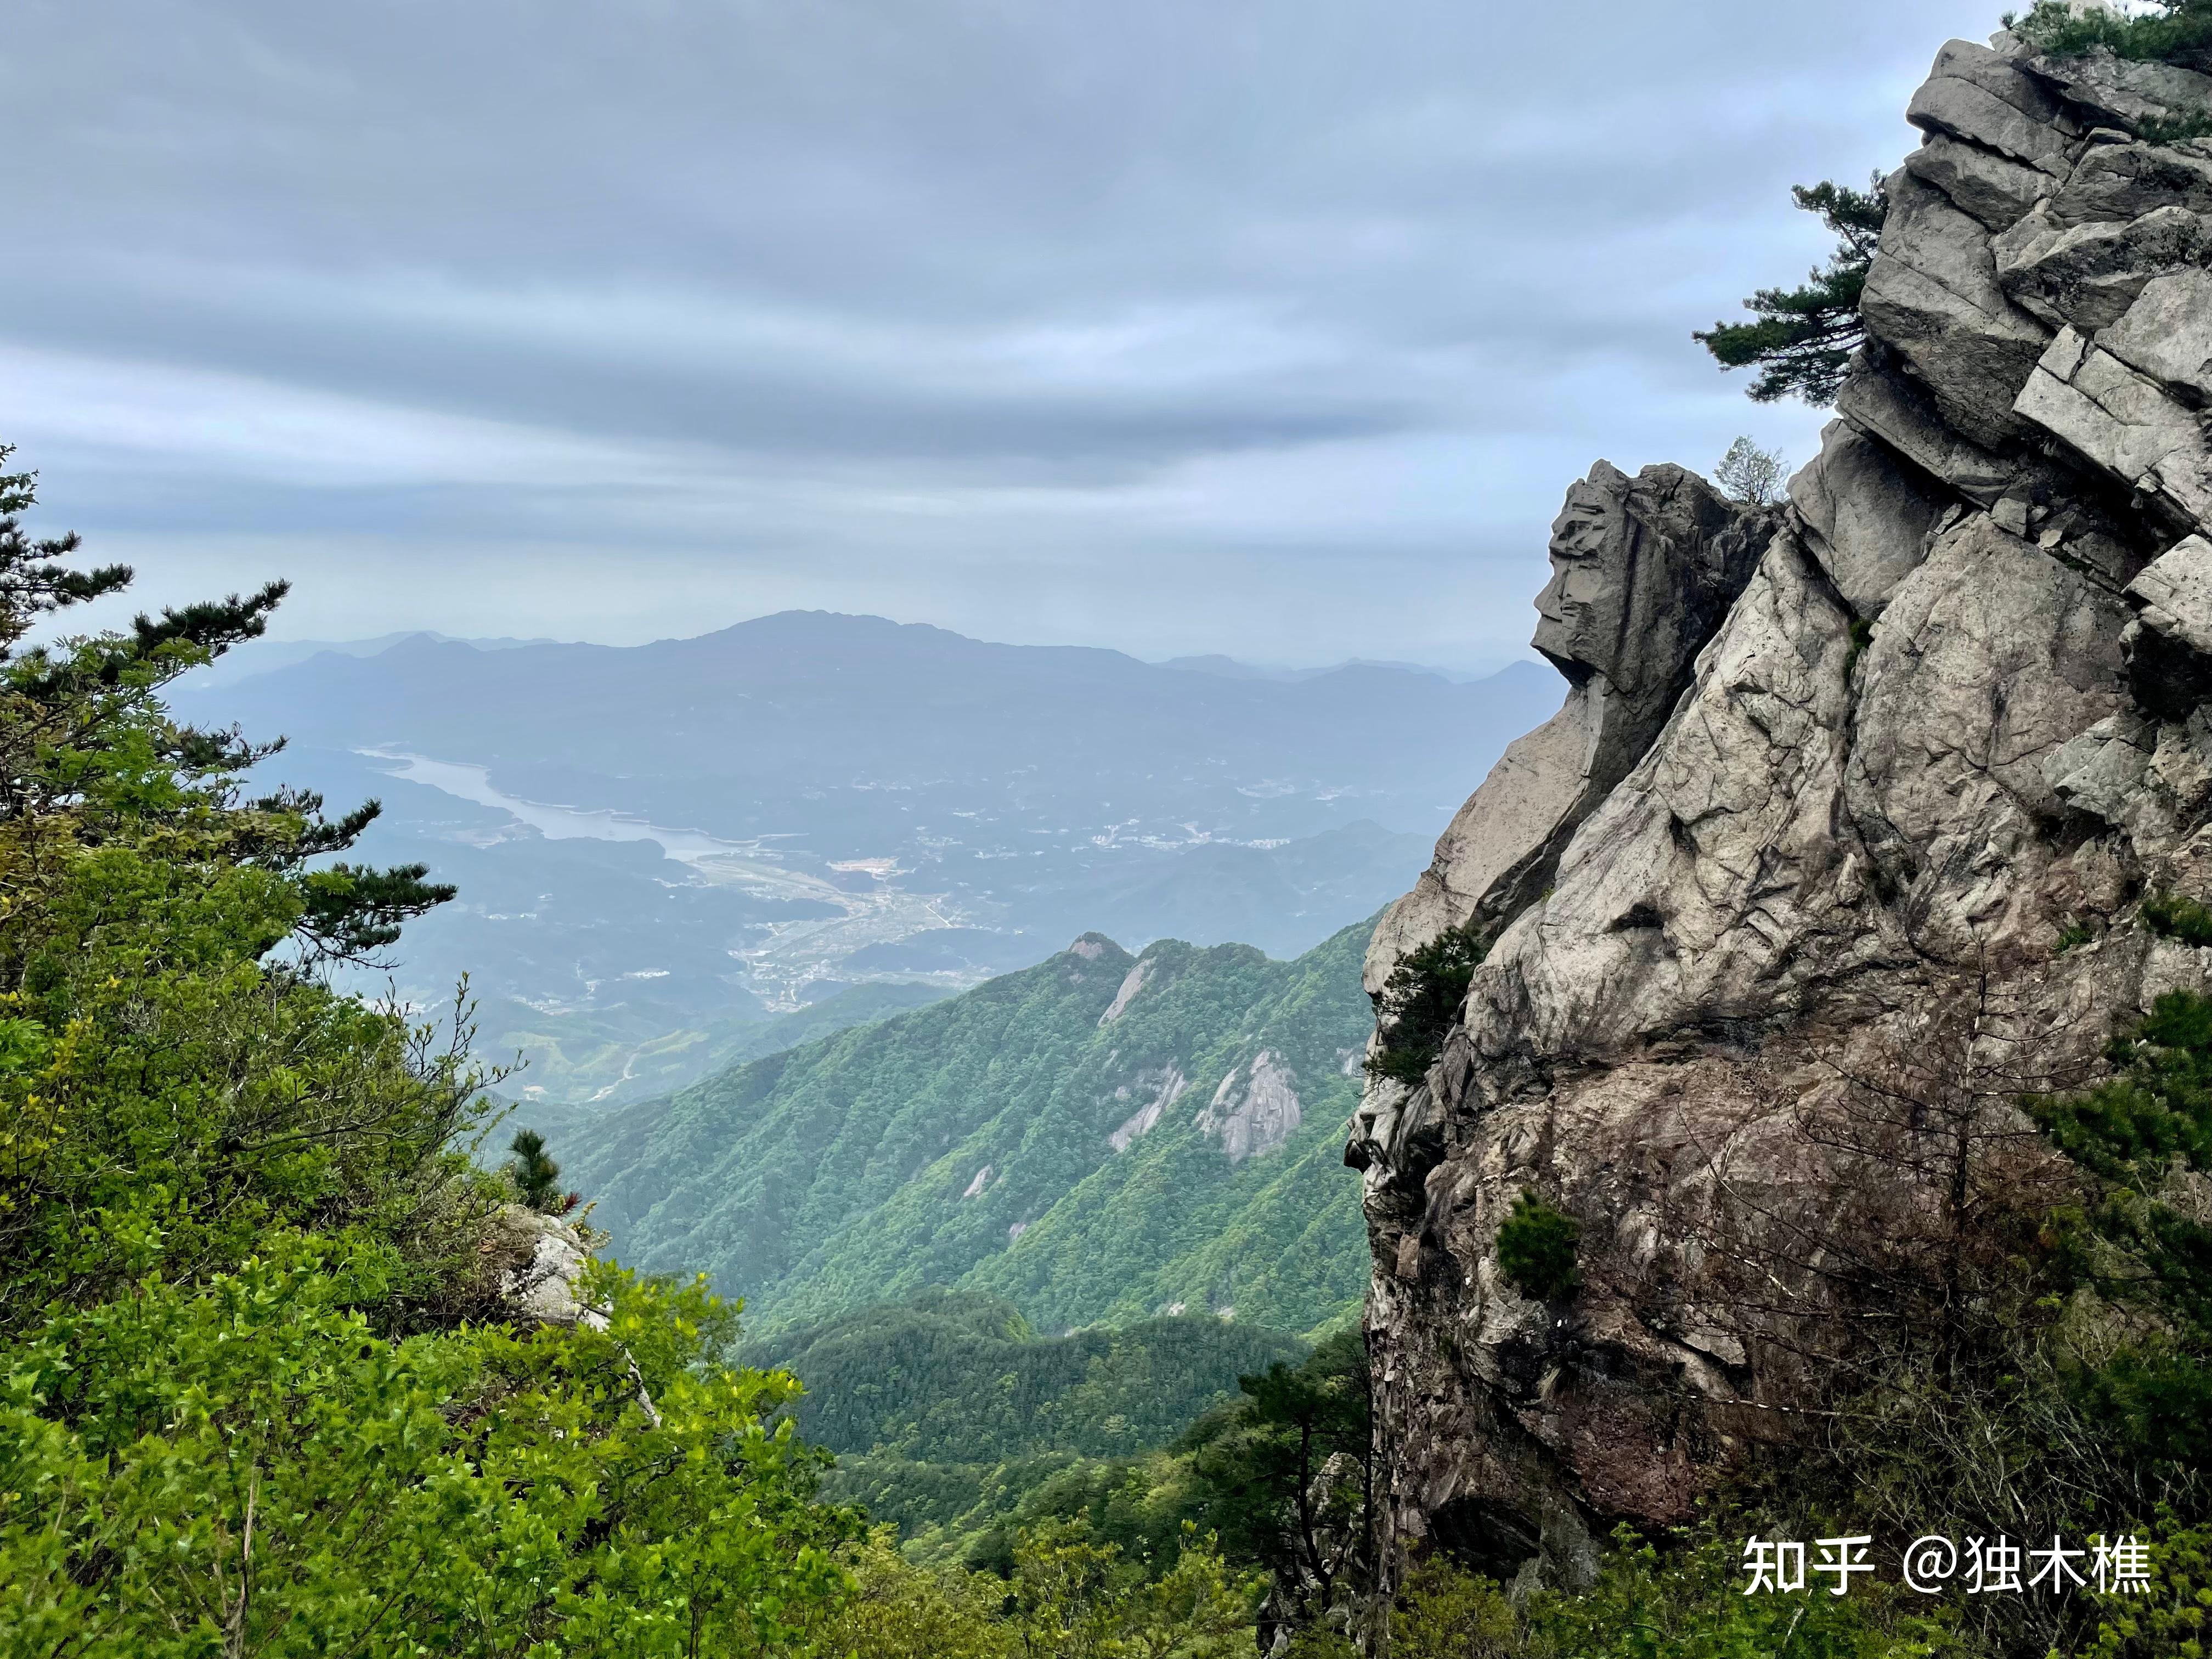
[1186,1329,1372,1641]
[797,1527,1021,1659]
[1714,436,1788,506]
[0,445,878,1651]
[2029,989,2212,1476]
[1365,926,1486,1086]
[1494,1192,1581,1301]
[1532,1528,1954,1659]
[0,449,476,1332]
[1004,1517,1260,1659]
[2139,890,2212,948]
[0,1245,856,1656]
[2070,1511,2212,1659]
[1388,1557,1517,1659]
[2012,0,2212,71]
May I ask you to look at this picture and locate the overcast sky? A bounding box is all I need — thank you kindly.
[3,0,1999,670]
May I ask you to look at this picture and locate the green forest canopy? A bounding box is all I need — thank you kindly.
[0,450,861,1655]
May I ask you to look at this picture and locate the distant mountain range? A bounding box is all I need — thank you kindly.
[181,630,559,688]
[1155,653,1505,684]
[535,916,1376,1339]
[190,612,1556,1102]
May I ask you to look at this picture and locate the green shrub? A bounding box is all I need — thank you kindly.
[0,1243,858,1656]
[0,449,876,1650]
[818,1527,1023,1659]
[2030,990,2212,1472]
[1365,926,1487,1086]
[2072,1512,2212,1659]
[2141,891,2212,946]
[1391,1558,1516,1659]
[1523,1526,1955,1659]
[1375,1530,1958,1659]
[1495,1192,1581,1301]
[2137,110,2212,145]
[2013,0,2212,69]
[1280,1629,1360,1659]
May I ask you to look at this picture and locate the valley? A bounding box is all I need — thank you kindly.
[367,748,968,1008]
[193,612,1556,1103]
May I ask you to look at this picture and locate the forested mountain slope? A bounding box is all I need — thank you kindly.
[552,918,1375,1336]
[499,979,951,1113]
[740,1289,1323,1577]
[744,1290,1304,1463]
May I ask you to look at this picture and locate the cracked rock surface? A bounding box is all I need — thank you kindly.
[1351,29,2212,1596]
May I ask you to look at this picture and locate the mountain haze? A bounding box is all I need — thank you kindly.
[201,613,1554,844]
[195,614,1554,1102]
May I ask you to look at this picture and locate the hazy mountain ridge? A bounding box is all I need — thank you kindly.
[548,916,1376,1338]
[198,612,1557,842]
[194,613,1553,1101]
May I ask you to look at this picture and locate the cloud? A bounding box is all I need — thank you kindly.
[1,0,2000,668]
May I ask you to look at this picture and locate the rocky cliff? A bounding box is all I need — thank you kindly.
[1350,27,2212,1594]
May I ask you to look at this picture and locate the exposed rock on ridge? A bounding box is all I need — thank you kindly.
[1352,30,2212,1602]
[1363,463,1774,990]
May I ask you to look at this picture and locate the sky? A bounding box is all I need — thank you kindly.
[3,0,2002,672]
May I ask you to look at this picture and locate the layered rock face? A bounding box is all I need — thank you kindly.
[1350,31,2212,1594]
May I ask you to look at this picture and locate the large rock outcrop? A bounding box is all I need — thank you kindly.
[1350,29,2212,1601]
[1364,464,1774,989]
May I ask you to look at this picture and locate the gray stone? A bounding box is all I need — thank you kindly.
[1833,359,2012,506]
[1861,171,2055,449]
[1905,133,2054,230]
[1365,463,1771,995]
[1994,204,2210,331]
[495,1206,607,1330]
[1910,40,2074,175]
[1197,1050,1301,1162]
[2099,266,2212,407]
[1351,27,2212,1606]
[2046,706,2212,853]
[1364,695,1586,995]
[2015,324,2212,535]
[2051,141,2212,227]
[2129,534,2212,657]
[2124,535,2212,717]
[1843,512,2131,953]
[2026,47,2212,133]
[1787,419,1948,613]
[2047,709,2159,828]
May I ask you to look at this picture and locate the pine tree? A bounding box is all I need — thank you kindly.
[0,444,454,966]
[1694,178,1886,407]
[510,1127,565,1211]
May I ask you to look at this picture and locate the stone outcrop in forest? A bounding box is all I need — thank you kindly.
[1350,26,2212,1594]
